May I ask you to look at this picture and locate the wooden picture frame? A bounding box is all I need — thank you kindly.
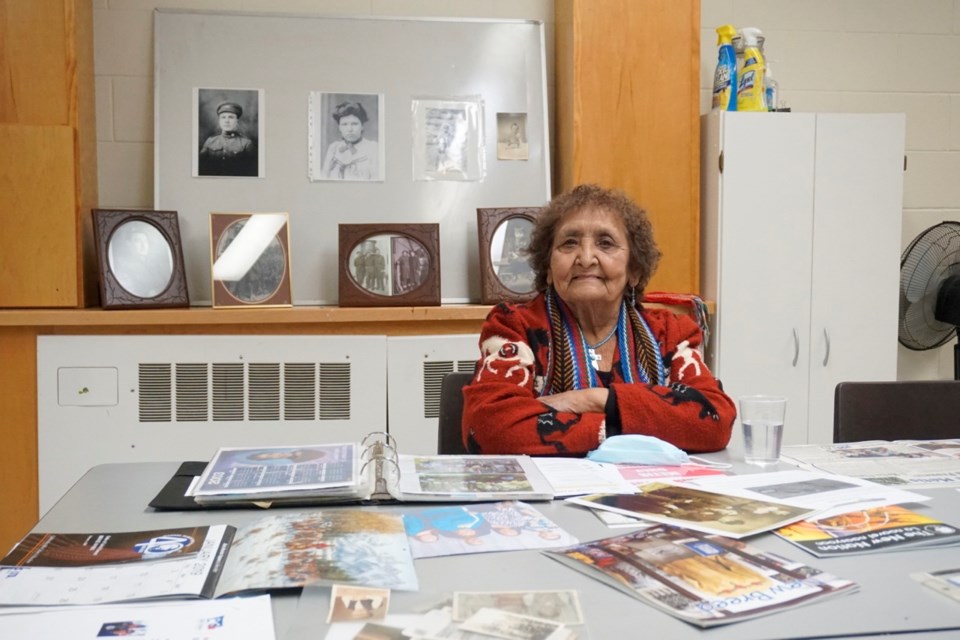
[209,212,293,308]
[92,209,190,309]
[477,207,540,305]
[339,223,440,307]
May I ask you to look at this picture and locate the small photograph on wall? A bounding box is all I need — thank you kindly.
[411,97,484,182]
[348,235,392,295]
[193,87,264,178]
[309,92,384,181]
[497,112,529,161]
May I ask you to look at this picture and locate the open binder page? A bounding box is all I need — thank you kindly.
[395,454,554,502]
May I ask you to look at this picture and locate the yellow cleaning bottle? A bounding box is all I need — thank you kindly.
[711,24,738,111]
[736,27,767,112]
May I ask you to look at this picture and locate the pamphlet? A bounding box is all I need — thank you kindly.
[545,524,858,627]
[0,511,417,606]
[775,505,960,557]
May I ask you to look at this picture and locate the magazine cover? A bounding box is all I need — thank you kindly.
[0,527,211,567]
[403,501,577,559]
[193,443,359,497]
[568,482,816,539]
[546,524,857,627]
[775,505,960,557]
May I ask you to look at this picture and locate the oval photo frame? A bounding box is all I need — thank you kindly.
[339,223,440,307]
[477,207,541,305]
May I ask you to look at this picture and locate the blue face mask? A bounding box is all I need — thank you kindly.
[586,435,690,465]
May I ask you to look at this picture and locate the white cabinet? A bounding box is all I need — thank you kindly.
[700,111,905,444]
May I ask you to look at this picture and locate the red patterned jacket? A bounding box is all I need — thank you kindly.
[462,295,735,456]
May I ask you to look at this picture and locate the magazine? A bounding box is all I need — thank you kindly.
[774,505,960,557]
[545,524,858,627]
[567,482,817,539]
[0,511,417,606]
[0,526,211,567]
[402,501,577,559]
[780,439,960,489]
[186,437,555,507]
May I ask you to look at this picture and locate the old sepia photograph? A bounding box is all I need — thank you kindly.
[497,112,529,161]
[210,212,292,308]
[309,92,384,182]
[194,87,264,178]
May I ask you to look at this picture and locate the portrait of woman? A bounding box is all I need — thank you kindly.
[462,184,736,456]
[309,92,384,182]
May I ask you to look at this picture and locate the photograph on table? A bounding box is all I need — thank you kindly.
[209,212,292,308]
[411,97,484,181]
[477,207,540,304]
[193,87,263,178]
[308,91,384,182]
[92,209,189,309]
[339,223,440,307]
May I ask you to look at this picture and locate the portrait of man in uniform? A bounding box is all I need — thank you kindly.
[194,87,263,177]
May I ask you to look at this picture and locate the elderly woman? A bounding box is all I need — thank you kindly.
[462,184,735,455]
[323,101,379,180]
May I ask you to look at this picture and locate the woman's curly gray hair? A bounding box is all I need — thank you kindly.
[525,184,661,297]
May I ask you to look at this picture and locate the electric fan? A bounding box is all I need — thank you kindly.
[898,220,960,379]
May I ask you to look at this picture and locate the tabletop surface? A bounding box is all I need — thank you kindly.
[31,456,960,640]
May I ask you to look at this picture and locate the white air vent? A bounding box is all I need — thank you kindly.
[387,335,479,455]
[38,335,386,515]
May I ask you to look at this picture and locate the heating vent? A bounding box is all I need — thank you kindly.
[422,360,477,419]
[137,361,353,422]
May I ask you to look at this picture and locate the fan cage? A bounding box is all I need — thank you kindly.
[899,221,960,350]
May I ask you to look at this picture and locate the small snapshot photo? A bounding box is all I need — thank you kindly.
[497,112,529,161]
[348,235,393,295]
[412,97,484,181]
[194,87,263,178]
[327,585,390,623]
[452,590,583,626]
[459,607,570,640]
[98,620,147,637]
[390,235,431,296]
[309,91,384,181]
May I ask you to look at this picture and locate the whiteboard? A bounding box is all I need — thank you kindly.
[154,10,550,305]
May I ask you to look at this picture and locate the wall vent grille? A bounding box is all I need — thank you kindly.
[138,363,172,422]
[319,363,351,420]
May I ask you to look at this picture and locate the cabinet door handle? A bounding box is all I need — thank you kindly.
[792,328,799,367]
[823,328,831,366]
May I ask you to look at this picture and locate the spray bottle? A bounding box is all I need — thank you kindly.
[736,27,767,112]
[711,24,738,111]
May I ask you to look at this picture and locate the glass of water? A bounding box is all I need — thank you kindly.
[738,395,787,466]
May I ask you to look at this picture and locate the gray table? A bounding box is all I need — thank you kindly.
[33,459,960,640]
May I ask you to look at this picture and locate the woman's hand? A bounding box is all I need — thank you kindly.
[539,388,609,414]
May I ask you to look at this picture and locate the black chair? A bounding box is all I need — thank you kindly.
[437,371,474,454]
[833,380,960,443]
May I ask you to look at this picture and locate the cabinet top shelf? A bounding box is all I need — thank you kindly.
[0,305,494,328]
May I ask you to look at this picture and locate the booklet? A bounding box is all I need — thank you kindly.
[545,524,858,627]
[179,437,555,508]
[402,501,577,559]
[567,481,817,539]
[774,504,960,557]
[0,511,417,606]
[0,593,276,640]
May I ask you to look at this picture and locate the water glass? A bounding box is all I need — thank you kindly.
[739,395,787,466]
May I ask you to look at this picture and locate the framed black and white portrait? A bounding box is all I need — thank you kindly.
[411,97,484,182]
[92,209,189,309]
[193,87,264,178]
[209,212,292,308]
[477,207,539,304]
[308,92,384,182]
[497,112,529,161]
[339,223,440,307]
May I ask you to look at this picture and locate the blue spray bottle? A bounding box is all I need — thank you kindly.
[711,24,738,111]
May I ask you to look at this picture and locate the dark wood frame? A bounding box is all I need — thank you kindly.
[338,223,441,307]
[477,207,540,304]
[92,209,190,309]
[209,212,293,308]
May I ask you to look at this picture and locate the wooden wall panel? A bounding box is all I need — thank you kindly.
[555,0,701,295]
[0,328,38,551]
[0,124,79,306]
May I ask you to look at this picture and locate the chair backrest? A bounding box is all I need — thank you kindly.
[437,371,474,454]
[833,380,960,443]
